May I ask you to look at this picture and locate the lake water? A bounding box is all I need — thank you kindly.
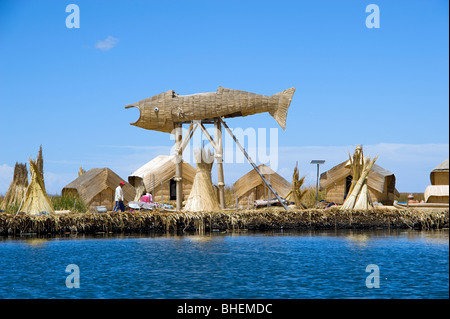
[0,230,448,299]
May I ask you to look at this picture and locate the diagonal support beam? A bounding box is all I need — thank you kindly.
[219,117,290,211]
[194,120,220,154]
[177,122,197,156]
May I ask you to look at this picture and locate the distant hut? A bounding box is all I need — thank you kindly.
[62,168,135,211]
[128,155,196,202]
[424,158,449,203]
[233,164,291,208]
[320,160,399,205]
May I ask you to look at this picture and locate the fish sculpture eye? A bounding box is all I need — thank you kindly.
[154,107,159,112]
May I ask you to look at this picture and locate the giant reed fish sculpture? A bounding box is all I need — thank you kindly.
[126,86,295,133]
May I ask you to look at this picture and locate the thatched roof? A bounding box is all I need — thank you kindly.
[233,164,292,198]
[320,160,397,194]
[424,185,449,203]
[432,158,449,172]
[430,158,449,185]
[62,168,135,204]
[128,155,196,191]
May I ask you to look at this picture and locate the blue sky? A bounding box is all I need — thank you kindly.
[0,0,448,195]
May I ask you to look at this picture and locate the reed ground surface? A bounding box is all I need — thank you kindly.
[0,207,448,236]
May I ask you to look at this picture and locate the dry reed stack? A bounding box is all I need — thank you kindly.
[0,208,448,235]
[341,146,378,210]
[183,148,219,212]
[78,166,86,177]
[0,163,28,210]
[18,147,54,216]
[285,162,307,208]
[133,180,146,202]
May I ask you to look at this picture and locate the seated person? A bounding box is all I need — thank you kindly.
[141,193,153,203]
[407,194,420,204]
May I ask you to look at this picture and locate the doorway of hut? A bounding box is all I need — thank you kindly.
[169,178,177,200]
[344,175,353,201]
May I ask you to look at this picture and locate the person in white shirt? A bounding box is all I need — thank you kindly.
[113,181,125,212]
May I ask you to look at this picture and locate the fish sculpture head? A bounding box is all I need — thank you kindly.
[125,90,176,133]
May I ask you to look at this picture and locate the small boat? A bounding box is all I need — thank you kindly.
[393,200,449,209]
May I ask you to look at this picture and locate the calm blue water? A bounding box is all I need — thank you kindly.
[0,230,448,299]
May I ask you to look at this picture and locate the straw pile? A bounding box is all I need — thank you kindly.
[20,158,54,216]
[78,166,86,177]
[285,162,307,208]
[0,162,28,210]
[133,180,146,202]
[341,146,378,210]
[184,148,219,212]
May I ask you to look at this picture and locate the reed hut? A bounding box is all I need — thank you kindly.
[233,164,291,208]
[128,155,196,202]
[320,160,399,205]
[424,158,449,203]
[62,168,135,211]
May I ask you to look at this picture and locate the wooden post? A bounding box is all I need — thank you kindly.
[175,123,183,211]
[215,118,226,209]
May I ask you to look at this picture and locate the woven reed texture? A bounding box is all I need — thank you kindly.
[62,168,135,210]
[129,155,196,199]
[424,185,449,203]
[126,87,295,133]
[233,164,291,204]
[0,162,28,210]
[430,158,449,185]
[21,158,54,215]
[184,149,220,212]
[320,158,398,205]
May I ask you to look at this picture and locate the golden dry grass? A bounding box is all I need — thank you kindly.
[0,208,447,235]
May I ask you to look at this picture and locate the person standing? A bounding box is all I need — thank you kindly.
[113,181,125,212]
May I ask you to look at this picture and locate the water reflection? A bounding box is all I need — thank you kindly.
[0,228,448,243]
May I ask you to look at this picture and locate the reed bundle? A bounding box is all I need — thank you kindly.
[183,148,220,212]
[285,162,307,208]
[0,162,28,210]
[0,209,447,235]
[341,146,378,210]
[78,166,86,177]
[20,158,54,216]
[133,180,146,202]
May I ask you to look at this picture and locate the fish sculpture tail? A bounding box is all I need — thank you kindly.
[269,87,296,130]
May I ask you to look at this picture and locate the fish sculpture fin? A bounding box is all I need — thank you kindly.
[269,87,295,130]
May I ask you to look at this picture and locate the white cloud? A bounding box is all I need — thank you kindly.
[95,36,119,51]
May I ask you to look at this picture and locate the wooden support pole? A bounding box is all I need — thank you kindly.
[178,122,196,155]
[194,120,220,154]
[174,123,183,211]
[215,118,226,209]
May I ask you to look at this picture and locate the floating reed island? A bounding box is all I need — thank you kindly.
[0,208,448,236]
